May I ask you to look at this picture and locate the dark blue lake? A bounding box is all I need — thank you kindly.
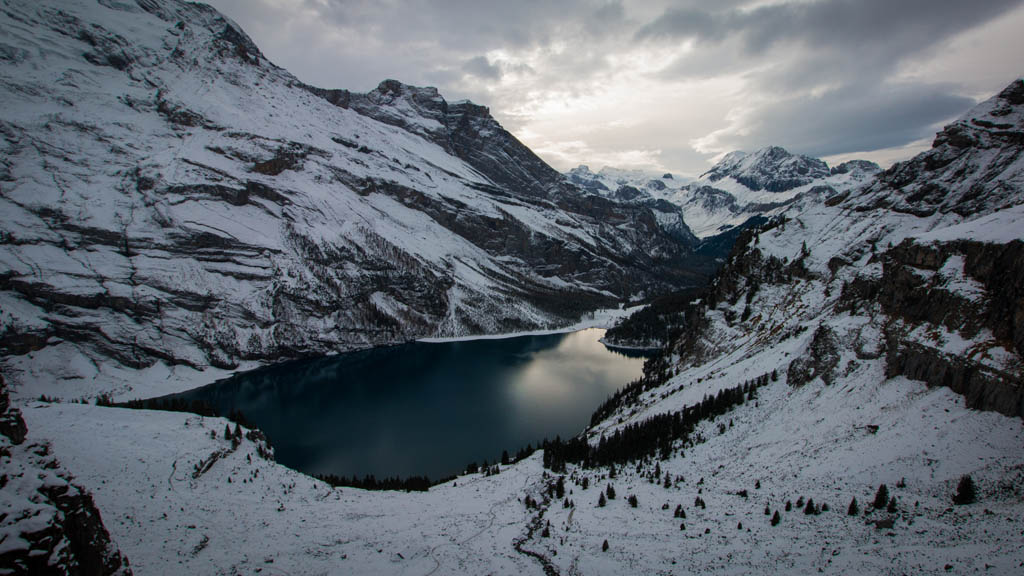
[170,328,646,481]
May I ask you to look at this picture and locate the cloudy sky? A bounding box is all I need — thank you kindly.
[205,0,1024,177]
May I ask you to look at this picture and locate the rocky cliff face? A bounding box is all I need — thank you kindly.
[0,376,131,574]
[838,238,1024,417]
[0,0,706,399]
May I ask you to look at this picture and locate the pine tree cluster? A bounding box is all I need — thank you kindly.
[315,473,435,492]
[546,374,771,472]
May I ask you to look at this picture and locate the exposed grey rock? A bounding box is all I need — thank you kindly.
[788,325,841,387]
[830,160,881,175]
[0,376,132,575]
[885,335,1023,418]
[646,179,667,191]
[837,237,1024,418]
[869,239,1024,358]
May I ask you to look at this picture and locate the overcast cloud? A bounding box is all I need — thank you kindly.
[205,0,1024,176]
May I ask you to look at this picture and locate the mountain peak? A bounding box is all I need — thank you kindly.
[701,145,829,192]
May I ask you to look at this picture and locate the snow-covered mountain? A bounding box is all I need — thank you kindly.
[701,146,831,192]
[649,78,1024,412]
[567,147,881,239]
[0,0,716,400]
[566,165,688,197]
[3,1,1023,574]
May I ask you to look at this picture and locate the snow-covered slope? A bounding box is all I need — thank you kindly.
[567,148,881,239]
[0,0,707,401]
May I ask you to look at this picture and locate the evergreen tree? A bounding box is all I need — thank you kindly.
[764,505,771,515]
[224,423,231,439]
[873,484,889,509]
[886,496,897,513]
[771,510,780,526]
[785,500,792,512]
[598,492,606,507]
[628,494,638,508]
[602,539,609,552]
[953,475,976,505]
[606,484,616,500]
[848,497,859,516]
[556,476,565,499]
[501,450,510,465]
[804,498,815,515]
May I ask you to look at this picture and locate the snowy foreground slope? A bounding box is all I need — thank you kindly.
[0,0,708,401]
[12,82,1024,575]
[0,377,130,574]
[567,149,881,238]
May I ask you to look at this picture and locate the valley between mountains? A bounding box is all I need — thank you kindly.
[1,1,1023,574]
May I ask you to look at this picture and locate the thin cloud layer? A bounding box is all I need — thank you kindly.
[206,0,1024,175]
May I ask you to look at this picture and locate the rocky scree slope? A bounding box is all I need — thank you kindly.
[0,0,703,400]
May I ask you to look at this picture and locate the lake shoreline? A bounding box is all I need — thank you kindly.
[416,305,642,343]
[164,329,647,481]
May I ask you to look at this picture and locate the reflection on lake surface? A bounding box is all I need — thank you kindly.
[170,328,646,480]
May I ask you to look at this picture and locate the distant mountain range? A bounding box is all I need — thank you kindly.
[567,146,881,238]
